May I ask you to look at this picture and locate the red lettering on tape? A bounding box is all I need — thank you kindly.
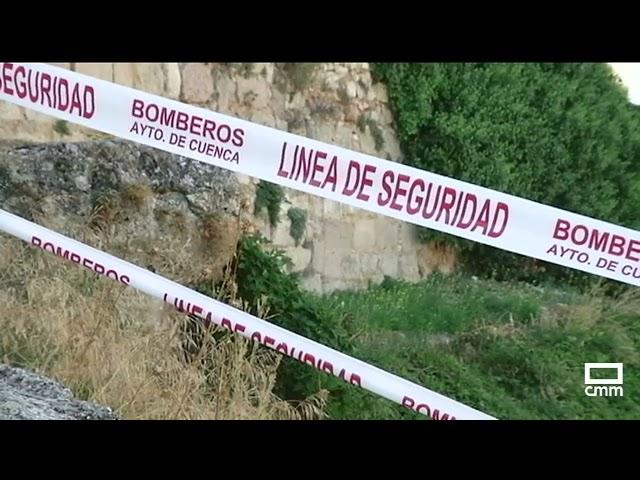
[1,64,95,119]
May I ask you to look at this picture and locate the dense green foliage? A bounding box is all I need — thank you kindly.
[234,234,353,400]
[225,64,640,418]
[230,237,640,419]
[373,63,640,283]
[287,207,308,246]
[254,181,285,227]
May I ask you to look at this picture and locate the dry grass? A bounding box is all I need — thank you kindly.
[89,183,153,232]
[467,283,640,367]
[88,191,120,232]
[199,213,242,284]
[0,235,327,420]
[82,184,241,288]
[120,183,154,211]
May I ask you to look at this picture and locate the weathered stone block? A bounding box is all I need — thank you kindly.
[283,246,312,272]
[181,63,214,103]
[75,63,113,81]
[237,76,271,110]
[353,219,376,250]
[375,217,399,249]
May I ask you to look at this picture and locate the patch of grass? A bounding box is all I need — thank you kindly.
[154,209,187,232]
[120,184,153,210]
[316,275,640,419]
[325,274,546,335]
[287,207,308,246]
[254,181,285,227]
[0,233,326,420]
[88,191,120,231]
[197,213,241,284]
[54,120,71,137]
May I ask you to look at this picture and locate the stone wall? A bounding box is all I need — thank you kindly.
[0,63,182,142]
[0,63,452,293]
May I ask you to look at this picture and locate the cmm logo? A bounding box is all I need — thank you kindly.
[584,363,624,397]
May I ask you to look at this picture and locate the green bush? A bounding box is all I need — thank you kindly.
[254,181,285,227]
[287,207,308,246]
[234,234,353,400]
[373,63,640,284]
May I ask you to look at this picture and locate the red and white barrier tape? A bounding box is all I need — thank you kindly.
[0,63,639,287]
[0,208,495,420]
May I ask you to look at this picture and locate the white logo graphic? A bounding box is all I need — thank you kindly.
[584,363,624,397]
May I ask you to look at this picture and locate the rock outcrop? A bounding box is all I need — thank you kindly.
[0,140,244,286]
[0,364,117,420]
